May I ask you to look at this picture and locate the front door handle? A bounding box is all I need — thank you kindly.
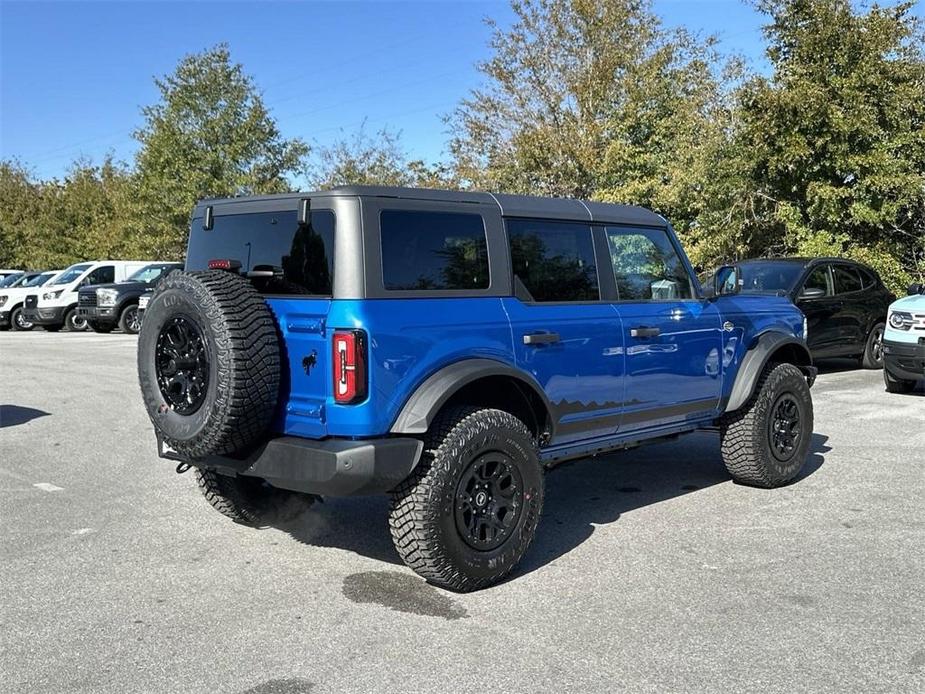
[523,332,560,345]
[630,326,661,338]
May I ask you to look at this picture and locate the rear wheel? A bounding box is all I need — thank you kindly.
[720,363,813,488]
[861,323,885,369]
[10,307,33,331]
[883,367,916,394]
[64,308,87,332]
[119,304,141,334]
[389,407,544,592]
[196,468,315,525]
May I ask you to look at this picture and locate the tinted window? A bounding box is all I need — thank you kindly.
[802,265,832,296]
[380,210,489,291]
[737,261,804,293]
[858,267,879,289]
[187,210,335,295]
[833,264,862,294]
[606,227,692,300]
[87,265,115,285]
[508,219,598,302]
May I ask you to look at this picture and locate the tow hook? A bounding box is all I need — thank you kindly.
[175,462,192,474]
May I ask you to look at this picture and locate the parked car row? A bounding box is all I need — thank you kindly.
[0,260,181,334]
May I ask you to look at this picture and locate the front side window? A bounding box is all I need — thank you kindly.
[833,264,862,294]
[606,227,693,300]
[186,210,335,295]
[508,220,599,302]
[380,210,489,291]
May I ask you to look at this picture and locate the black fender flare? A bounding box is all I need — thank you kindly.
[389,358,555,435]
[724,332,814,413]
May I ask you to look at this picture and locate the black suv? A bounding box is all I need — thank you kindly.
[78,263,182,334]
[734,258,894,368]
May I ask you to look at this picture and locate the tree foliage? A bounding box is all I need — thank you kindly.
[134,44,308,258]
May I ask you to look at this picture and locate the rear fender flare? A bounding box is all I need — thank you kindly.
[389,358,554,436]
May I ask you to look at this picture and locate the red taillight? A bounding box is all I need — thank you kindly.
[332,330,367,404]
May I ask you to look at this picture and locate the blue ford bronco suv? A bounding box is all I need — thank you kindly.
[138,186,817,591]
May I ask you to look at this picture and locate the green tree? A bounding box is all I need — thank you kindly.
[723,0,925,289]
[307,125,457,190]
[134,44,308,258]
[449,0,732,233]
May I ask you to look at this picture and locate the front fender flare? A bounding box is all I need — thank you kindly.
[724,332,814,413]
[389,358,554,435]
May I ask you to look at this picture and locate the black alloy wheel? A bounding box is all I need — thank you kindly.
[155,316,209,415]
[455,454,524,551]
[768,393,802,462]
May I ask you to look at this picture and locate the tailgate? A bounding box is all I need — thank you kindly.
[265,298,332,439]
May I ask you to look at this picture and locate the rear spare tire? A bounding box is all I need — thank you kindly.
[137,270,280,459]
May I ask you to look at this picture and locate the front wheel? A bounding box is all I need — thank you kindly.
[119,304,141,334]
[720,363,813,488]
[10,307,34,331]
[861,323,885,369]
[883,367,916,394]
[64,308,87,332]
[389,407,544,592]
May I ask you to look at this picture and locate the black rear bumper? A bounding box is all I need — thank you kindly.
[883,339,925,382]
[159,434,423,496]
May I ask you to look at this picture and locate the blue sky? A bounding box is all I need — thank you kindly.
[1,1,772,183]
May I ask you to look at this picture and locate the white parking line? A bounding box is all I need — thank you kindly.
[33,482,64,492]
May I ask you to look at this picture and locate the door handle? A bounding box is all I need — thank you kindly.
[630,326,661,338]
[523,332,560,345]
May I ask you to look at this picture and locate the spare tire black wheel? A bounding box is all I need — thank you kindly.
[137,270,281,459]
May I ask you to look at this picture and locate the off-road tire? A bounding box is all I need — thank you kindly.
[137,270,280,459]
[10,307,33,331]
[195,468,314,525]
[388,407,544,592]
[64,308,87,332]
[883,367,916,394]
[119,303,141,334]
[88,320,114,334]
[720,362,813,488]
[861,323,885,369]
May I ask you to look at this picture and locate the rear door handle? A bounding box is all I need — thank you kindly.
[523,332,560,345]
[630,326,661,338]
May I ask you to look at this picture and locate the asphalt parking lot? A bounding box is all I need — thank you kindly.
[1,330,923,694]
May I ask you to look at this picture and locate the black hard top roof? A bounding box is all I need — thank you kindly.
[200,185,667,227]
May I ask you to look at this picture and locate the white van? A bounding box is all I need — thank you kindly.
[22,260,154,332]
[0,269,63,331]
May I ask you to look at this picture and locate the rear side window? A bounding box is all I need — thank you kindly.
[187,210,335,295]
[606,227,693,300]
[380,210,489,291]
[859,267,879,288]
[833,264,862,294]
[507,219,599,302]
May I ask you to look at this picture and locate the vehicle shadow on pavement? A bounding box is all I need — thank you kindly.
[0,404,51,428]
[269,431,830,576]
[516,431,831,579]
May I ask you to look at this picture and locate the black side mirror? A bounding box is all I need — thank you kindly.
[907,283,924,296]
[800,287,827,300]
[713,265,742,296]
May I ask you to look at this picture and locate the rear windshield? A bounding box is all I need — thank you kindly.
[186,210,335,296]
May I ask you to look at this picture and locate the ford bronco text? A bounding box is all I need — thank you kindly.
[138,186,817,591]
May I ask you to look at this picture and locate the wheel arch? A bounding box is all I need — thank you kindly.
[724,332,815,413]
[389,358,555,441]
